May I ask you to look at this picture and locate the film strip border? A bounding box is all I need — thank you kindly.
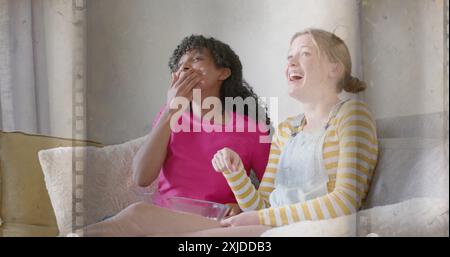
[72,0,87,236]
[445,0,449,137]
[445,0,449,98]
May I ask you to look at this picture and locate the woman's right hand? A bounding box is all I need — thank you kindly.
[224,203,242,217]
[211,147,242,173]
[167,69,204,107]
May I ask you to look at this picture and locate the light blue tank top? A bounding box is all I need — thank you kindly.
[269,99,349,207]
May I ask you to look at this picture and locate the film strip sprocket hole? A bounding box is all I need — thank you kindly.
[72,0,87,236]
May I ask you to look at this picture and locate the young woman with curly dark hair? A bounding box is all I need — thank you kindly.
[85,35,271,236]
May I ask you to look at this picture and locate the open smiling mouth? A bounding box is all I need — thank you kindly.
[289,73,304,82]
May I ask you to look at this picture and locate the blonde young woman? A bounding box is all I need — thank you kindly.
[180,28,379,236]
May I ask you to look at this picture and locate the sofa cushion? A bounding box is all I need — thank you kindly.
[38,136,156,236]
[0,222,59,237]
[364,138,449,208]
[261,197,449,237]
[0,131,101,236]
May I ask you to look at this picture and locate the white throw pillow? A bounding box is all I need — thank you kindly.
[261,197,449,237]
[38,136,156,236]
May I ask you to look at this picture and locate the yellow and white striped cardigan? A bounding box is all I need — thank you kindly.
[222,99,379,227]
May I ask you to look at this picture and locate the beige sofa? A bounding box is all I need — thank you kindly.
[0,131,102,237]
[1,127,448,236]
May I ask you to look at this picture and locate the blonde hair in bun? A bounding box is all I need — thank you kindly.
[342,75,367,93]
[291,28,367,93]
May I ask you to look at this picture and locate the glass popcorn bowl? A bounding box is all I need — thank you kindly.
[164,196,231,221]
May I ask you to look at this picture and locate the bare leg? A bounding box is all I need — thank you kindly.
[156,225,272,237]
[84,201,221,236]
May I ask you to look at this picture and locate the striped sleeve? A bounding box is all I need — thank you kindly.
[222,121,291,211]
[258,100,379,226]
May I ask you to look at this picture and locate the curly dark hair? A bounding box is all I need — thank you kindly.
[168,34,270,125]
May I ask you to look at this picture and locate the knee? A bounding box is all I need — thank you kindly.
[123,201,164,219]
[126,201,153,214]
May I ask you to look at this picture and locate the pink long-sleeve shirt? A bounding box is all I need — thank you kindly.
[151,105,270,208]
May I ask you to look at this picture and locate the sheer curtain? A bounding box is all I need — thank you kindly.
[0,0,86,139]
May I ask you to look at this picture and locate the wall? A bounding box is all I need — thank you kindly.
[87,0,362,145]
[361,0,446,119]
[361,0,448,141]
